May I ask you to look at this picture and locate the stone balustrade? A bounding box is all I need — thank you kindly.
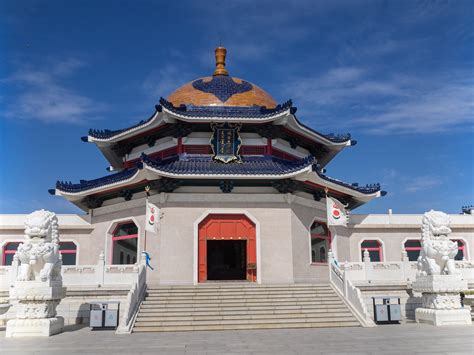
[1,251,139,290]
[339,249,474,284]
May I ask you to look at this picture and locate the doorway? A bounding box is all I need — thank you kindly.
[207,240,247,280]
[198,214,256,282]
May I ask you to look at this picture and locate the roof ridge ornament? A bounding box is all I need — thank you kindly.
[213,46,229,76]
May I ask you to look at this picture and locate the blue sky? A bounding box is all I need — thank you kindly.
[1,0,473,215]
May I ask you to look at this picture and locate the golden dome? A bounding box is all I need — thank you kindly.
[167,47,277,109]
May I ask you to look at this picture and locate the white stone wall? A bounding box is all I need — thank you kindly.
[0,288,129,326]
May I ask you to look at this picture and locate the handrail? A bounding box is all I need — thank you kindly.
[328,251,375,327]
[115,253,148,334]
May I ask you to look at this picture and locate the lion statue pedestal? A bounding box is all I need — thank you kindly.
[6,210,66,337]
[412,210,472,326]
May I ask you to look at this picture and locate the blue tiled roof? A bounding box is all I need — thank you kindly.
[160,98,351,143]
[159,97,295,118]
[84,97,351,144]
[143,154,314,176]
[84,106,162,140]
[51,154,383,196]
[314,168,383,195]
[53,167,140,193]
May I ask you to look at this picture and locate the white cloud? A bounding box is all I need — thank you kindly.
[356,81,474,134]
[404,175,443,192]
[3,59,105,124]
[142,63,197,99]
[283,66,474,134]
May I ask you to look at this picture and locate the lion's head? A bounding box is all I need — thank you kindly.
[24,209,59,244]
[422,210,452,238]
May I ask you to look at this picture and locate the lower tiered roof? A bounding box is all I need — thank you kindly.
[50,154,384,210]
[142,154,315,177]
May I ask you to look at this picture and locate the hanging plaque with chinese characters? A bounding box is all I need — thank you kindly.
[210,123,242,163]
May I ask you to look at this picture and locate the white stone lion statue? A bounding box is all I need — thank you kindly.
[16,210,62,282]
[417,210,459,276]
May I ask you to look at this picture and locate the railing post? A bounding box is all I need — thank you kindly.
[140,251,147,266]
[328,249,334,283]
[363,249,372,281]
[401,249,410,281]
[343,262,349,297]
[97,251,105,286]
[10,254,19,287]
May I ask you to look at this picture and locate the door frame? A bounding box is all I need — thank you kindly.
[193,210,261,285]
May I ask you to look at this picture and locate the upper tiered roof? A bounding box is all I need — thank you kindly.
[167,47,277,108]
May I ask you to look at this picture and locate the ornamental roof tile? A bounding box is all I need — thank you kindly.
[142,154,314,176]
[159,97,294,118]
[53,167,139,194]
[84,98,351,144]
[52,154,382,196]
[314,168,383,195]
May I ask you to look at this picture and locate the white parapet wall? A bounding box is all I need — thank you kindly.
[0,252,140,327]
[329,250,474,322]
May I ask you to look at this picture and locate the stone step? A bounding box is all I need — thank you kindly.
[144,294,337,301]
[146,291,336,298]
[147,283,329,288]
[144,295,338,302]
[142,298,342,306]
[147,286,332,293]
[147,288,334,295]
[140,301,345,311]
[135,312,355,323]
[140,302,346,313]
[148,285,332,290]
[133,320,360,332]
[135,315,358,326]
[133,283,359,332]
[138,307,349,316]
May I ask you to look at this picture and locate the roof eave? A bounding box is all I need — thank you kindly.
[142,162,313,180]
[161,105,291,123]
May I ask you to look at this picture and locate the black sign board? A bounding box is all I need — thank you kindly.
[210,123,242,163]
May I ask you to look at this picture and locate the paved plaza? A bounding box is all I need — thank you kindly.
[0,324,473,354]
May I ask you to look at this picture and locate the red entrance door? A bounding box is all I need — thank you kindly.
[198,214,256,283]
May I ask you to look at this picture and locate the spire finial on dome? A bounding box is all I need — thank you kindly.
[213,46,229,76]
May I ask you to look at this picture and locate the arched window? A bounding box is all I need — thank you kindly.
[310,221,330,263]
[361,240,383,262]
[112,222,138,265]
[2,242,21,266]
[2,241,77,265]
[451,240,466,260]
[404,240,421,261]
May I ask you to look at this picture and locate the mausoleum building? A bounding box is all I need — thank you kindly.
[1,48,473,331]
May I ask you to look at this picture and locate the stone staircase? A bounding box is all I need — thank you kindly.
[133,283,360,332]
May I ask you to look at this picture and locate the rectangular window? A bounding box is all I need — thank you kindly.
[3,241,77,265]
[404,240,421,261]
[361,240,383,262]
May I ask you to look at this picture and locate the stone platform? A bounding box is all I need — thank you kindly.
[413,275,472,326]
[1,323,473,354]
